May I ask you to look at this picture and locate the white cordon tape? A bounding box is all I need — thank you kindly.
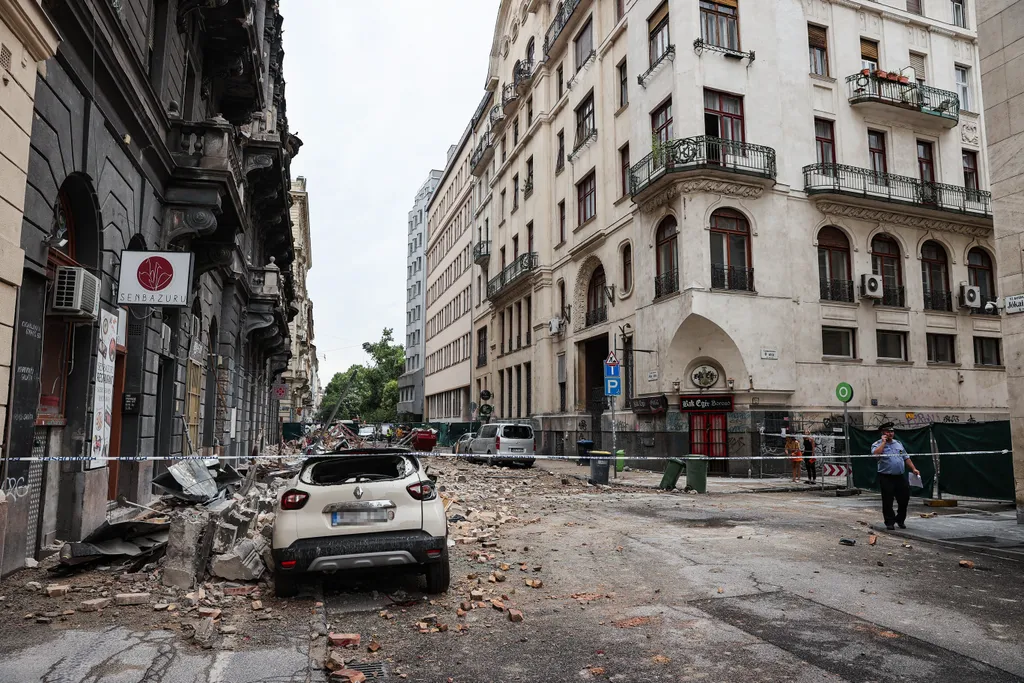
[0,449,1011,463]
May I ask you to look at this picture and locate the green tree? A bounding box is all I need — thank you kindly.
[316,365,367,422]
[316,329,405,424]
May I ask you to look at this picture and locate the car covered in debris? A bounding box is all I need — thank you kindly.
[271,448,450,597]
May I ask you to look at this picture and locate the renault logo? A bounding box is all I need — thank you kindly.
[353,486,364,499]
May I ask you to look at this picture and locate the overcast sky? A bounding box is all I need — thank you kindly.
[283,0,500,383]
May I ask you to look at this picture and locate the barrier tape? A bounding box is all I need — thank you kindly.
[0,449,1011,464]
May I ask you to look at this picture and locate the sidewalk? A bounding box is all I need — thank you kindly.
[871,508,1024,562]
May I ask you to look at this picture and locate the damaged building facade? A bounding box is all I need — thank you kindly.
[0,0,302,576]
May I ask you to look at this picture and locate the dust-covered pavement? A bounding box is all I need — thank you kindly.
[1,457,1022,682]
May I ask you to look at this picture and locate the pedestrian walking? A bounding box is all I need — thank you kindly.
[803,434,817,484]
[872,422,921,530]
[786,436,803,483]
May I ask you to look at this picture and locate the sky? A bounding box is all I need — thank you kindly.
[283,1,501,384]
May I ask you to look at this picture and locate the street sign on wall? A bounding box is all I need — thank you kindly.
[117,251,194,306]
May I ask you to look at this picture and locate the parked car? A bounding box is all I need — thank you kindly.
[271,448,450,597]
[453,432,476,454]
[357,426,376,440]
[468,423,536,467]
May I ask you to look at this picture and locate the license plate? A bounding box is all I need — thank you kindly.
[510,448,525,453]
[331,510,387,526]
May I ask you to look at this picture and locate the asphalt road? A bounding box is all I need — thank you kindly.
[1,461,1022,682]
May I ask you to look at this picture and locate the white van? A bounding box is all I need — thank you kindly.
[468,423,536,467]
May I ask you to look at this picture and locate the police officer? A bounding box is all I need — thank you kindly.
[872,422,921,530]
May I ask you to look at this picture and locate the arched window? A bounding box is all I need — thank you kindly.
[655,216,678,298]
[710,209,753,291]
[921,241,951,311]
[558,279,566,316]
[586,265,607,326]
[622,243,633,293]
[968,248,996,311]
[817,227,852,302]
[871,234,904,307]
[526,38,535,64]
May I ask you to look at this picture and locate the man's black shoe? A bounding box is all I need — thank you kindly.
[897,523,907,529]
[885,524,895,530]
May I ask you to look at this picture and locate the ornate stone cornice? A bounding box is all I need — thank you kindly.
[167,206,218,242]
[0,0,59,63]
[814,201,992,237]
[638,178,764,213]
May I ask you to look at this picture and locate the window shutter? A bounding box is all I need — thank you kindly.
[648,1,669,32]
[715,0,739,7]
[860,38,879,61]
[907,0,922,13]
[808,25,827,49]
[909,53,926,81]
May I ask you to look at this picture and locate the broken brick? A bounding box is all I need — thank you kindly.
[491,600,505,611]
[508,609,524,623]
[197,607,222,620]
[328,633,361,649]
[959,560,975,569]
[79,598,111,612]
[114,593,150,606]
[45,585,71,598]
[367,640,381,652]
[223,585,256,596]
[325,651,347,672]
[251,600,263,610]
[330,671,366,683]
[470,589,484,600]
[869,535,878,546]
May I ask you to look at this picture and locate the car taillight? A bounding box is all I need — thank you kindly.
[496,435,501,451]
[407,481,437,501]
[280,489,309,510]
[280,559,297,569]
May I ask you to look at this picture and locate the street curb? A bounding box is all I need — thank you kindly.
[305,585,329,683]
[870,524,1024,564]
[549,470,844,496]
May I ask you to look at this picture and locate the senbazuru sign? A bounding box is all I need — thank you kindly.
[117,251,194,306]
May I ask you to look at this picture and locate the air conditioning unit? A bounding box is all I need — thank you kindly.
[960,284,982,308]
[860,273,883,299]
[51,266,100,318]
[548,318,563,335]
[159,323,173,357]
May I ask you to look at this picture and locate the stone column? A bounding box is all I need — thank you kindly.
[979,1,1024,522]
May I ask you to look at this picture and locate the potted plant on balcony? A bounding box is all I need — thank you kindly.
[898,74,910,84]
[887,71,901,82]
[861,68,871,76]
[875,69,888,79]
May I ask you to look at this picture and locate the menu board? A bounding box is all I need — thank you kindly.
[88,309,118,470]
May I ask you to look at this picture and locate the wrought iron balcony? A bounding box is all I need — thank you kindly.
[502,83,520,114]
[470,131,494,177]
[487,253,539,300]
[489,104,506,129]
[923,288,953,312]
[514,59,536,91]
[876,285,906,308]
[543,0,584,57]
[846,72,959,126]
[630,136,777,197]
[711,264,755,292]
[477,354,487,368]
[638,45,675,88]
[803,163,992,217]
[585,306,608,327]
[654,270,679,299]
[569,127,597,163]
[820,278,855,303]
[473,240,491,266]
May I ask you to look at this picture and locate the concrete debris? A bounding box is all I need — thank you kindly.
[325,650,347,671]
[114,593,150,606]
[59,520,170,567]
[508,609,524,622]
[24,581,42,592]
[45,585,70,597]
[162,510,211,590]
[329,671,366,683]
[192,616,218,648]
[210,538,266,581]
[79,598,111,612]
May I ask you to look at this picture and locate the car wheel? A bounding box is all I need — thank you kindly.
[275,573,299,598]
[425,550,451,594]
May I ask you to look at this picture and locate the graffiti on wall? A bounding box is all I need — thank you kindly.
[1,476,29,501]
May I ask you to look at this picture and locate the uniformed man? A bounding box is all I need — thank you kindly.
[872,422,921,530]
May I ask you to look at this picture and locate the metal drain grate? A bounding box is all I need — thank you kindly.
[347,662,387,679]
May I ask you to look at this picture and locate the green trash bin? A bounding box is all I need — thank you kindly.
[686,456,708,493]
[659,458,686,490]
[615,449,625,473]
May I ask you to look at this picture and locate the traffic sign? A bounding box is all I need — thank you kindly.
[835,382,854,403]
[480,389,493,401]
[821,463,851,477]
[479,404,493,416]
[605,351,619,366]
[605,376,622,396]
[604,363,620,378]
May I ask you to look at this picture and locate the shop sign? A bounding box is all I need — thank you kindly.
[117,251,194,306]
[690,364,719,388]
[122,392,141,415]
[679,395,734,412]
[88,309,119,469]
[631,395,668,415]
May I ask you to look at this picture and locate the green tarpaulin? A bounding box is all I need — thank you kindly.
[849,426,934,497]
[932,422,1015,501]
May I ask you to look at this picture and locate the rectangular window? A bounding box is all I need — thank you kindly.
[513,118,520,145]
[910,52,926,84]
[952,0,967,28]
[557,64,564,98]
[814,118,836,165]
[860,38,879,71]
[649,2,670,65]
[700,0,739,51]
[868,130,887,177]
[615,0,625,21]
[527,97,533,126]
[917,140,935,184]
[704,89,743,141]
[556,130,565,171]
[577,172,596,225]
[618,59,629,108]
[575,93,596,145]
[907,0,922,14]
[808,24,828,76]
[501,135,507,162]
[620,145,630,197]
[512,174,519,210]
[955,65,971,110]
[927,334,956,363]
[527,222,534,253]
[963,151,979,191]
[574,19,593,72]
[500,189,506,217]
[877,330,908,360]
[822,327,855,358]
[974,337,1002,365]
[558,200,566,243]
[652,98,673,143]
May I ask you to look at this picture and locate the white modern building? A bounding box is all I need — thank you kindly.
[452,0,1004,471]
[398,170,443,421]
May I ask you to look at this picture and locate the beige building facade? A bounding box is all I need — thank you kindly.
[458,0,1003,466]
[280,177,318,424]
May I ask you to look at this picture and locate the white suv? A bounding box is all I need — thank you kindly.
[271,448,450,597]
[468,423,536,467]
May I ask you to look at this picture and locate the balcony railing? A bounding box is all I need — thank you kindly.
[489,104,505,128]
[711,264,755,292]
[585,306,607,327]
[923,288,953,312]
[877,285,906,308]
[846,72,959,124]
[630,136,777,197]
[803,163,992,217]
[477,354,487,368]
[514,59,535,90]
[654,269,679,299]
[543,0,583,56]
[568,127,597,163]
[470,131,494,175]
[502,83,520,113]
[487,253,539,299]
[820,278,855,303]
[473,240,491,265]
[638,45,675,88]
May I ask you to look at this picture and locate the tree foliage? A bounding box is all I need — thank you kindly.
[316,329,405,423]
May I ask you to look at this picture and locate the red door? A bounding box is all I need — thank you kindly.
[690,413,728,474]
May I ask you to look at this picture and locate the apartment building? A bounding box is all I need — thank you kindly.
[463,0,1002,469]
[398,170,443,421]
[280,177,318,424]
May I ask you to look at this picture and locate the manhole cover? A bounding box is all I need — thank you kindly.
[348,662,388,679]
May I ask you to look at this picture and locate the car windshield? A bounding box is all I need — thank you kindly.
[502,426,532,439]
[301,455,416,485]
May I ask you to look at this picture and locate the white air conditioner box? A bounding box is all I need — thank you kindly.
[51,266,100,318]
[159,323,173,357]
[960,284,982,308]
[860,273,883,299]
[548,318,563,334]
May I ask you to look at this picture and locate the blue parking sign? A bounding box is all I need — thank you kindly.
[604,363,620,378]
[604,377,622,396]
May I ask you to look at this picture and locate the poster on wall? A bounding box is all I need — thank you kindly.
[88,309,118,470]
